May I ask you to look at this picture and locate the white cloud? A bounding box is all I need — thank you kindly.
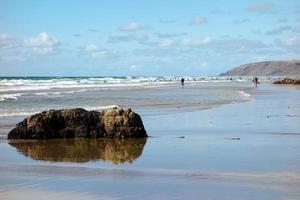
[233,19,250,24]
[155,32,187,38]
[182,37,212,46]
[23,32,59,55]
[159,19,177,24]
[181,36,270,55]
[159,38,175,47]
[191,16,206,25]
[200,62,208,69]
[0,33,16,49]
[119,21,142,32]
[129,64,141,71]
[107,34,148,43]
[247,3,277,14]
[278,36,300,47]
[90,50,112,58]
[24,32,58,47]
[84,44,115,59]
[85,44,98,51]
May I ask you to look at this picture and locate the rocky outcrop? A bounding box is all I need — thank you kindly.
[8,107,148,139]
[273,78,300,85]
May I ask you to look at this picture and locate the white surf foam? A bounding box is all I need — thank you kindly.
[0,105,120,117]
[0,111,38,117]
[83,105,120,111]
[0,76,255,93]
[0,93,23,101]
[238,90,252,101]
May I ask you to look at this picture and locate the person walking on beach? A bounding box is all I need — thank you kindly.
[181,77,185,87]
[253,76,258,87]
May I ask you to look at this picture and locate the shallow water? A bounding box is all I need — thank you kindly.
[0,80,300,200]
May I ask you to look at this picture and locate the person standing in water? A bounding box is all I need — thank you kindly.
[253,76,258,87]
[255,76,259,86]
[181,77,185,87]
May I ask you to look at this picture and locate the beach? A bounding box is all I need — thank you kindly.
[0,77,300,200]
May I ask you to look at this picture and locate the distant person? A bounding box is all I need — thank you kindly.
[254,76,258,87]
[181,77,185,87]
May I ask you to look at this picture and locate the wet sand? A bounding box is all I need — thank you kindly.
[0,83,300,200]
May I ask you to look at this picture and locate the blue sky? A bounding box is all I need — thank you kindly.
[0,0,299,76]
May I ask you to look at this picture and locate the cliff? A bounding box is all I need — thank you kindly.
[220,61,300,76]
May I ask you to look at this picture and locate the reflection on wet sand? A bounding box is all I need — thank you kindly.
[9,138,147,164]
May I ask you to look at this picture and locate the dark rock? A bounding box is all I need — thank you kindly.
[273,78,300,85]
[8,107,147,139]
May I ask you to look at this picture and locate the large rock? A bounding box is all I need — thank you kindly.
[8,107,148,139]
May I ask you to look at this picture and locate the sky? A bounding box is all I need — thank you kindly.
[0,0,299,76]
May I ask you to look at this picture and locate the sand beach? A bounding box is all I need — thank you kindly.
[0,78,299,200]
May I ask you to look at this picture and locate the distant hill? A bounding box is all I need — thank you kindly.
[220,61,300,76]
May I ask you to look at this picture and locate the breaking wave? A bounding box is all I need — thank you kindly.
[0,76,256,93]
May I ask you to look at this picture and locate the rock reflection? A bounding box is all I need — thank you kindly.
[9,138,147,164]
